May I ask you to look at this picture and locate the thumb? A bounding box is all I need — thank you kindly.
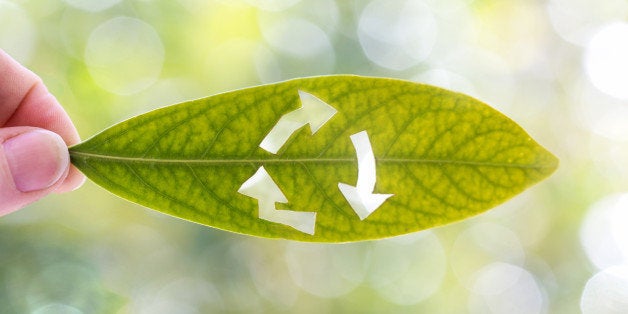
[0,127,70,216]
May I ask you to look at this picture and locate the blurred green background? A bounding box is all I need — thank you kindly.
[2,0,628,313]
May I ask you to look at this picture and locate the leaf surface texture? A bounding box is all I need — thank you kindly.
[70,76,558,242]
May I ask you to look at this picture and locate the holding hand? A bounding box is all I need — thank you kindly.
[0,50,84,216]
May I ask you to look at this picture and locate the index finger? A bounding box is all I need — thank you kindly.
[0,49,84,192]
[0,49,80,144]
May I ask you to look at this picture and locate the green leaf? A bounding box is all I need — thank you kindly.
[69,75,558,242]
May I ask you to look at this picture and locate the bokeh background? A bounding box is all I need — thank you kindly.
[1,0,628,313]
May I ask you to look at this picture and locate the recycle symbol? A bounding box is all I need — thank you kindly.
[237,90,394,235]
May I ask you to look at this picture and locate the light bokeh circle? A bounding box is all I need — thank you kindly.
[261,17,333,59]
[31,303,83,314]
[584,22,628,100]
[547,0,628,45]
[581,265,628,314]
[260,16,335,76]
[85,17,164,95]
[580,193,628,270]
[468,263,545,314]
[358,0,437,70]
[0,1,36,64]
[450,222,526,289]
[573,77,628,141]
[368,231,447,305]
[285,242,367,298]
[63,0,121,12]
[244,0,301,11]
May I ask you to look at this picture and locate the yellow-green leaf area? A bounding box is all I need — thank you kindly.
[69,75,558,242]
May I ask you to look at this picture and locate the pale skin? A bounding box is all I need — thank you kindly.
[0,49,84,216]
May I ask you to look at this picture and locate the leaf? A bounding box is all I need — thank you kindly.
[69,75,558,242]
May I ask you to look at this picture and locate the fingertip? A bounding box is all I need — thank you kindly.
[55,165,86,193]
[3,130,69,192]
[0,128,71,216]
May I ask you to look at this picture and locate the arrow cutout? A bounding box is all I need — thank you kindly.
[238,166,317,235]
[338,131,394,220]
[260,90,337,154]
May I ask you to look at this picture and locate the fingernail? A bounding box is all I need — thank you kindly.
[3,130,69,192]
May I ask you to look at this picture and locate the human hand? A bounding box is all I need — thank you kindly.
[0,49,85,216]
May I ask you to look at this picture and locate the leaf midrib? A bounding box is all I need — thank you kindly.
[69,150,555,169]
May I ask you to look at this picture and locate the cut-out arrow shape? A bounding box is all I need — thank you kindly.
[338,131,393,220]
[238,166,317,235]
[260,90,337,154]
